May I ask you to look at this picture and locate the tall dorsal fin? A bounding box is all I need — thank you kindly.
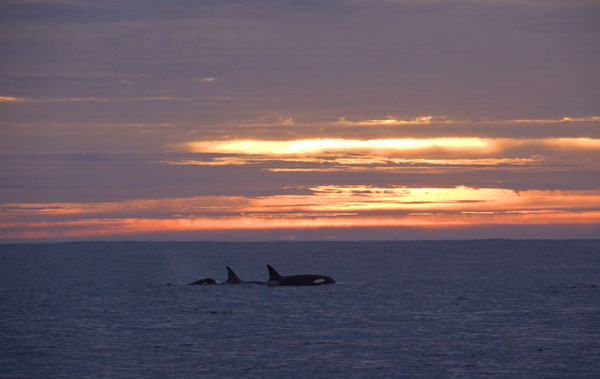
[266,264,282,281]
[225,266,241,283]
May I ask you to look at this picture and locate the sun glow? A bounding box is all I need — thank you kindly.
[544,138,600,149]
[180,137,600,157]
[183,138,498,155]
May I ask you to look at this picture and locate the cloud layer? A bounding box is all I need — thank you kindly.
[1,0,599,240]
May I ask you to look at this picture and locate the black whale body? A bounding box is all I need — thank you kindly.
[187,266,262,285]
[266,264,335,286]
[188,265,335,286]
[187,278,217,285]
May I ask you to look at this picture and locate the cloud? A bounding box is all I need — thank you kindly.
[178,137,600,157]
[2,186,599,239]
[334,116,441,126]
[160,135,600,180]
[332,115,600,127]
[180,138,499,155]
[494,116,600,125]
[3,207,599,240]
[0,96,27,102]
[1,0,598,241]
[162,156,547,173]
[0,96,192,103]
[0,0,86,4]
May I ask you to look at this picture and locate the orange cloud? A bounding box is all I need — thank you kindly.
[203,114,599,130]
[2,210,599,240]
[333,116,443,126]
[181,138,500,156]
[333,115,600,127]
[0,196,252,217]
[162,155,547,173]
[503,116,600,124]
[298,186,600,213]
[542,138,600,150]
[0,96,27,102]
[178,137,600,158]
[2,186,599,239]
[0,96,191,103]
[3,187,599,218]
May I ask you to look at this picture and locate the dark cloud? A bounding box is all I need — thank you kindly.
[2,0,598,114]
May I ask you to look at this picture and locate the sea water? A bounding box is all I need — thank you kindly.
[1,240,599,378]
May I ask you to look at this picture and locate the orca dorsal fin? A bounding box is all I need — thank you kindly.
[225,266,241,283]
[266,264,282,281]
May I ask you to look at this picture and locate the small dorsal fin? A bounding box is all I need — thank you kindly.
[225,266,241,283]
[266,264,282,281]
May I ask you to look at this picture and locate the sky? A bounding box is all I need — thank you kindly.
[1,0,599,241]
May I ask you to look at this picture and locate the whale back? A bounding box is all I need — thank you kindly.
[225,266,242,284]
[187,278,216,285]
[266,264,282,281]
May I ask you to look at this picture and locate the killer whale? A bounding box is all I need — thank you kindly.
[187,277,217,285]
[224,266,263,285]
[187,266,262,285]
[265,264,335,286]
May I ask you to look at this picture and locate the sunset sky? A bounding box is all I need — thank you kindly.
[1,0,599,241]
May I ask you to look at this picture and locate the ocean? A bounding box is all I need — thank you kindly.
[1,240,599,378]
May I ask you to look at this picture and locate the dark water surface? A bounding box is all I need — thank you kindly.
[1,240,599,378]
